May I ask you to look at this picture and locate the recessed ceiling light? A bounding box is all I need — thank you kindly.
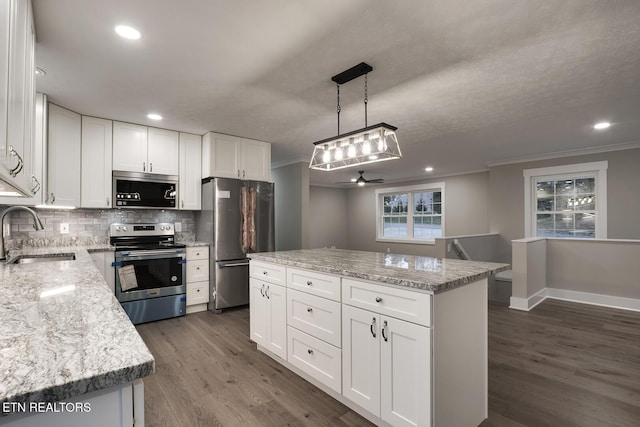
[425,166,434,172]
[593,121,611,130]
[350,178,357,183]
[35,67,46,76]
[115,25,141,40]
[147,113,162,121]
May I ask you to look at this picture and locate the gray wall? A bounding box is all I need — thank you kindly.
[346,171,491,257]
[489,147,640,243]
[309,186,348,249]
[272,162,310,251]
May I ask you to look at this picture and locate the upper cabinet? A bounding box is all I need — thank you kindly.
[81,116,113,208]
[0,0,36,196]
[202,132,271,182]
[179,132,202,210]
[47,103,81,207]
[113,122,178,175]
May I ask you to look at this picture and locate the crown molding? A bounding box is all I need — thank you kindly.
[486,140,640,167]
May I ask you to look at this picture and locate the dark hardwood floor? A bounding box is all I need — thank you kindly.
[136,300,640,427]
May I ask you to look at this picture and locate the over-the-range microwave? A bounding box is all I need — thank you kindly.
[112,171,178,209]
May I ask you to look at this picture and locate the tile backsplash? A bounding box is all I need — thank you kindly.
[3,207,196,248]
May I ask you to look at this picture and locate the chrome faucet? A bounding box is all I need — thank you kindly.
[0,206,45,260]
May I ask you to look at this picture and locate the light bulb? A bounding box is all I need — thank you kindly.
[322,149,331,163]
[334,147,343,161]
[357,181,365,187]
[362,141,371,155]
[347,144,356,158]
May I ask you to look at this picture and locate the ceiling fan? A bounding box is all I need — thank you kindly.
[337,171,384,186]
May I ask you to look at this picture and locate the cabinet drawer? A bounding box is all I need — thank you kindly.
[187,259,209,282]
[342,278,431,327]
[287,326,341,394]
[287,289,341,347]
[186,246,209,260]
[287,268,341,302]
[187,281,209,305]
[250,261,285,285]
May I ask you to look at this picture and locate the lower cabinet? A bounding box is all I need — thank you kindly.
[89,250,115,294]
[186,246,209,313]
[342,304,431,427]
[249,278,287,359]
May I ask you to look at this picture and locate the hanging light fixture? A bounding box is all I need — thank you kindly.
[309,62,401,171]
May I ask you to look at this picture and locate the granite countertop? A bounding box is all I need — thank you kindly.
[249,248,510,294]
[0,246,155,411]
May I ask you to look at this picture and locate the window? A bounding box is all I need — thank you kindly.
[376,182,445,243]
[524,161,607,239]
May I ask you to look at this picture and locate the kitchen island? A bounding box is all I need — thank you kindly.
[249,248,509,427]
[0,247,154,426]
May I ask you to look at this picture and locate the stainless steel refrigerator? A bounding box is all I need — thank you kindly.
[196,177,275,311]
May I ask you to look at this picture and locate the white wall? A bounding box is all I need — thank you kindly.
[309,186,348,249]
[271,162,309,251]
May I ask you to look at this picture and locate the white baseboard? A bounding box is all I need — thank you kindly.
[509,287,640,312]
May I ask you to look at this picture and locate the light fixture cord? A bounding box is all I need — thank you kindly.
[364,73,368,127]
[336,83,341,135]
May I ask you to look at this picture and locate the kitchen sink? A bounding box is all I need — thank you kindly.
[9,253,76,264]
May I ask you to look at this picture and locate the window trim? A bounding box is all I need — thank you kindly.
[375,182,445,245]
[523,161,607,238]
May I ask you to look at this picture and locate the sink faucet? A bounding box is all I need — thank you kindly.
[0,206,45,260]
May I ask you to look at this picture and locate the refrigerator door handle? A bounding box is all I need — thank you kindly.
[219,261,250,268]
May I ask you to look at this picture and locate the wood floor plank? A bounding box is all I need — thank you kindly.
[137,300,640,427]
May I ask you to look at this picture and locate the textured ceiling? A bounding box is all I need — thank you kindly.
[33,0,640,186]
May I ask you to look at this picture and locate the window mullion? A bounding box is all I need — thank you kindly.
[407,192,414,238]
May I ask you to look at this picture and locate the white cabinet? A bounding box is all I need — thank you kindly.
[113,123,179,175]
[178,132,202,210]
[47,103,81,207]
[342,304,431,427]
[249,278,287,359]
[202,132,271,181]
[81,116,113,208]
[112,121,147,173]
[147,127,179,175]
[1,0,36,196]
[186,246,209,313]
[90,251,115,295]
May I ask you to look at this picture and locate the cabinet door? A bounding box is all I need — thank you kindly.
[0,0,9,164]
[147,127,178,175]
[342,305,381,416]
[179,132,201,210]
[81,116,112,208]
[204,133,241,179]
[265,282,287,359]
[249,278,268,346]
[380,316,431,427]
[241,138,270,181]
[47,103,81,207]
[112,121,147,172]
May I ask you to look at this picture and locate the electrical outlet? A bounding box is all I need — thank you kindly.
[174,222,182,232]
[60,223,69,234]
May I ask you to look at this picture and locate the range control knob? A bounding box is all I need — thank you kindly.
[116,226,121,231]
[123,226,128,232]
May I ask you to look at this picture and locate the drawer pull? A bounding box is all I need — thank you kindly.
[306,280,313,286]
[382,320,388,342]
[375,297,383,303]
[307,307,313,313]
[265,286,270,299]
[307,349,313,355]
[260,284,265,297]
[370,317,377,338]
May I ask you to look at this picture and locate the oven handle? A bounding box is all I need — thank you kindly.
[118,249,184,257]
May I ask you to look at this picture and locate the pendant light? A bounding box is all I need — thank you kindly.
[309,63,401,171]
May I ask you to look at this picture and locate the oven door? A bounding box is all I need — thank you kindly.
[115,249,186,302]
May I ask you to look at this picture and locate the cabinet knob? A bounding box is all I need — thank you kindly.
[150,163,153,172]
[181,200,184,208]
[196,252,200,256]
[307,349,313,355]
[263,271,268,275]
[306,280,312,286]
[106,197,110,206]
[143,162,146,172]
[307,307,313,313]
[196,267,200,270]
[375,297,382,303]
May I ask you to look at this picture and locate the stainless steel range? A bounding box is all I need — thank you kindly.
[110,223,186,324]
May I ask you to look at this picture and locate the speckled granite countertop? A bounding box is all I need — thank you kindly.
[249,248,510,294]
[0,247,154,411]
